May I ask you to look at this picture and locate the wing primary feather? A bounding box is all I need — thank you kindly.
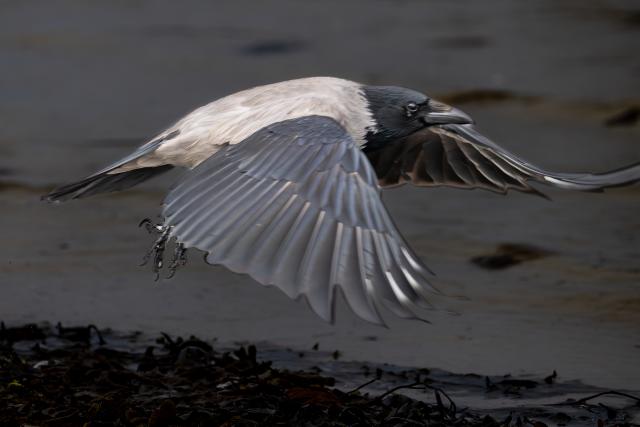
[443,142,476,185]
[369,231,419,318]
[355,177,375,229]
[294,143,338,182]
[222,193,302,274]
[334,226,383,324]
[329,222,345,288]
[322,138,348,170]
[457,143,509,191]
[347,145,361,173]
[317,165,341,208]
[167,153,237,207]
[331,170,346,219]
[355,226,386,325]
[270,202,311,297]
[382,235,420,302]
[197,180,289,251]
[273,142,323,181]
[247,198,308,280]
[166,166,248,221]
[477,150,527,183]
[400,247,439,292]
[252,193,302,245]
[298,210,326,288]
[300,212,337,322]
[269,201,318,297]
[172,174,261,242]
[380,234,431,320]
[170,174,256,239]
[345,174,359,227]
[298,169,327,212]
[251,138,303,178]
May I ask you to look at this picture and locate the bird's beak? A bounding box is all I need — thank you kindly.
[421,100,474,126]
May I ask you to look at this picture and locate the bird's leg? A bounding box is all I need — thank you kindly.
[139,218,172,280]
[166,243,188,279]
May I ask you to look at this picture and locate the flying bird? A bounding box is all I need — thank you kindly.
[43,77,640,325]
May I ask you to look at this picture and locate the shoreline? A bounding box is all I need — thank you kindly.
[2,321,639,426]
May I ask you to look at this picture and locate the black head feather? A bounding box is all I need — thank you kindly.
[362,85,429,151]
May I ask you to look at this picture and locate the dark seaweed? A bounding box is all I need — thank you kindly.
[1,323,638,426]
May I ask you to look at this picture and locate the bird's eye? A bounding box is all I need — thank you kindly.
[405,102,419,116]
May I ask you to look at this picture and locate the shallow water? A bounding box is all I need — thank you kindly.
[1,0,639,392]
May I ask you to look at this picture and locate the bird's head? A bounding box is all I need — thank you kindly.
[361,85,473,150]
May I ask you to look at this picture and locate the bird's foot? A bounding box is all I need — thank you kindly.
[139,218,188,280]
[139,218,172,280]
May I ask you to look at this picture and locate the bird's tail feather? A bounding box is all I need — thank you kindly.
[42,165,173,202]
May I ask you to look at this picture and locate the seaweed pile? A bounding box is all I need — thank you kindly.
[1,322,638,426]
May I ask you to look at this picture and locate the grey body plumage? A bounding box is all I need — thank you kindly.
[43,77,640,324]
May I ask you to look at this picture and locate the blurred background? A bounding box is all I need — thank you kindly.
[1,1,639,391]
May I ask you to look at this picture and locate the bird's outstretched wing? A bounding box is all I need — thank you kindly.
[162,115,439,325]
[366,123,640,194]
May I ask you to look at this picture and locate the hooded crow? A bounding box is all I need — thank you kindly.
[44,77,640,325]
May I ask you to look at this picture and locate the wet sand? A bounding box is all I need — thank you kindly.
[1,0,639,392]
